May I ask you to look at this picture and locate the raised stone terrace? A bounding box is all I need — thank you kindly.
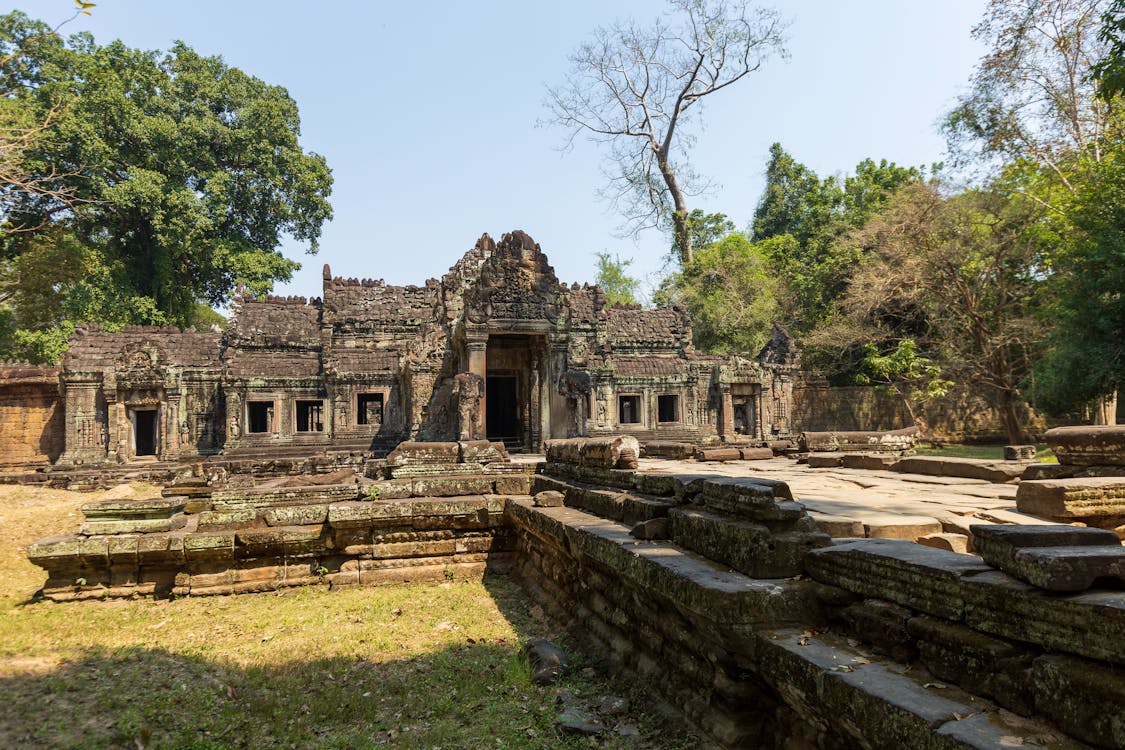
[25,429,1125,748]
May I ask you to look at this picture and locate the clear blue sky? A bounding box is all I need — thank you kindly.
[6,1,988,302]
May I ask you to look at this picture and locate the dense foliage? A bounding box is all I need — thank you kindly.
[0,11,332,361]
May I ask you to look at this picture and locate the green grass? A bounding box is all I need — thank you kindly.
[0,485,693,749]
[914,442,1057,463]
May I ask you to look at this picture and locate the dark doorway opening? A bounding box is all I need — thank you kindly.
[134,410,157,456]
[296,400,324,432]
[486,376,519,443]
[248,401,274,433]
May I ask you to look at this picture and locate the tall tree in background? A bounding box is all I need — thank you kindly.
[0,11,332,361]
[946,0,1122,422]
[546,0,787,265]
[812,183,1052,444]
[594,252,641,306]
[751,143,922,335]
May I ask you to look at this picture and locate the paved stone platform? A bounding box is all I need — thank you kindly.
[636,457,1031,544]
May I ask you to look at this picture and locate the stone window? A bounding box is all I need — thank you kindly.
[657,394,679,423]
[247,401,274,433]
[356,392,384,426]
[295,400,324,432]
[618,395,641,425]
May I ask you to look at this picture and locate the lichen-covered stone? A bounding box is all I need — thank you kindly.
[1047,425,1125,467]
[1016,477,1125,524]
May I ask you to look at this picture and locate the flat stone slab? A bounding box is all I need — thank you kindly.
[1006,545,1125,592]
[804,538,993,620]
[1046,425,1125,467]
[1016,477,1125,521]
[916,532,970,554]
[891,456,1025,483]
[807,453,843,468]
[861,514,942,541]
[808,511,865,538]
[82,496,187,519]
[841,453,897,471]
[972,523,1120,570]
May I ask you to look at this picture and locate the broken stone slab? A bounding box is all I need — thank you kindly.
[695,447,741,462]
[629,517,669,540]
[1016,477,1125,524]
[458,439,509,464]
[385,441,461,465]
[841,453,897,471]
[79,514,188,535]
[263,503,329,527]
[917,533,970,554]
[641,441,695,460]
[1004,546,1125,592]
[670,506,828,578]
[806,453,843,468]
[1046,424,1125,467]
[860,514,942,541]
[739,447,775,460]
[82,496,187,520]
[804,538,994,620]
[971,523,1120,575]
[891,456,1025,483]
[799,426,918,453]
[961,569,1125,668]
[544,436,640,469]
[533,490,565,507]
[808,511,865,538]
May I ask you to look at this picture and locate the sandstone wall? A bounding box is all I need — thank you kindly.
[793,378,1048,442]
[0,364,63,466]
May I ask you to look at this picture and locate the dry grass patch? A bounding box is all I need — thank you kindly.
[0,485,691,749]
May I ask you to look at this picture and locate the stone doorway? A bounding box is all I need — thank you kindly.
[131,409,158,457]
[486,376,519,446]
[483,333,546,452]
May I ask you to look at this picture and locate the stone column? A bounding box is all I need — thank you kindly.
[530,350,542,450]
[717,384,734,441]
[467,338,487,437]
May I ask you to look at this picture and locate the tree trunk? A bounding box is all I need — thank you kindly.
[1094,390,1119,425]
[656,148,692,265]
[672,209,692,266]
[997,388,1025,445]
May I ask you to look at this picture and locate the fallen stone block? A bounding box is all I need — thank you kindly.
[892,456,1025,483]
[807,453,843,468]
[458,439,509,464]
[972,523,1120,576]
[1046,424,1125,467]
[799,426,918,453]
[534,490,565,507]
[808,511,865,538]
[739,447,775,460]
[641,441,694,460]
[385,441,461,465]
[861,514,942,541]
[917,532,970,554]
[841,453,897,471]
[1007,545,1125,592]
[1016,477,1125,524]
[1004,445,1037,461]
[695,447,741,462]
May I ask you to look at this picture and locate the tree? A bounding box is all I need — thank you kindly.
[813,183,1051,443]
[594,252,641,306]
[0,12,332,341]
[751,143,922,334]
[855,339,952,426]
[546,0,786,265]
[657,232,778,354]
[1093,0,1125,97]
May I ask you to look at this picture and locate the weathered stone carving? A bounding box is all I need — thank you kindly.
[453,372,484,440]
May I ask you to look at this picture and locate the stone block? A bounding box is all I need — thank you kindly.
[458,440,508,464]
[183,532,235,561]
[631,473,678,497]
[80,514,188,535]
[327,500,412,527]
[1004,445,1037,461]
[695,447,741,462]
[841,453,897,470]
[808,511,865,538]
[800,427,918,453]
[410,476,492,497]
[972,523,1119,573]
[892,456,1024,483]
[196,508,258,530]
[804,538,993,620]
[917,533,970,554]
[961,569,1125,667]
[1031,653,1125,748]
[263,504,329,527]
[629,517,669,540]
[82,496,187,519]
[1046,424,1125,467]
[385,441,461,465]
[1016,477,1125,524]
[236,525,326,555]
[862,514,942,541]
[739,447,774,460]
[807,453,843,468]
[641,441,694,459]
[492,475,530,495]
[1004,545,1125,592]
[670,506,826,578]
[534,490,565,507]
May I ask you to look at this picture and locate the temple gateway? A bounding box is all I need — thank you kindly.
[56,230,798,464]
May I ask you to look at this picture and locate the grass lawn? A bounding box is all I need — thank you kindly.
[914,443,1057,463]
[0,484,690,749]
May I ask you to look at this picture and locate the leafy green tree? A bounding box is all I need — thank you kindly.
[812,182,1051,443]
[0,11,332,344]
[594,252,640,306]
[658,232,779,354]
[1094,0,1125,97]
[751,143,922,333]
[855,339,952,425]
[546,0,787,265]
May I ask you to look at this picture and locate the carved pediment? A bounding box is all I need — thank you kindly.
[465,230,562,325]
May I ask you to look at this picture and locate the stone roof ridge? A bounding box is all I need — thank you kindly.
[326,276,387,287]
[119,324,195,334]
[756,322,800,366]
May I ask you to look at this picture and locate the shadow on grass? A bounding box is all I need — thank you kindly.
[1,574,682,750]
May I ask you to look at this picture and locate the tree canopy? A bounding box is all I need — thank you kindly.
[0,11,332,360]
[546,0,786,265]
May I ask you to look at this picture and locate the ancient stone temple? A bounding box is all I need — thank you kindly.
[53,230,798,464]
